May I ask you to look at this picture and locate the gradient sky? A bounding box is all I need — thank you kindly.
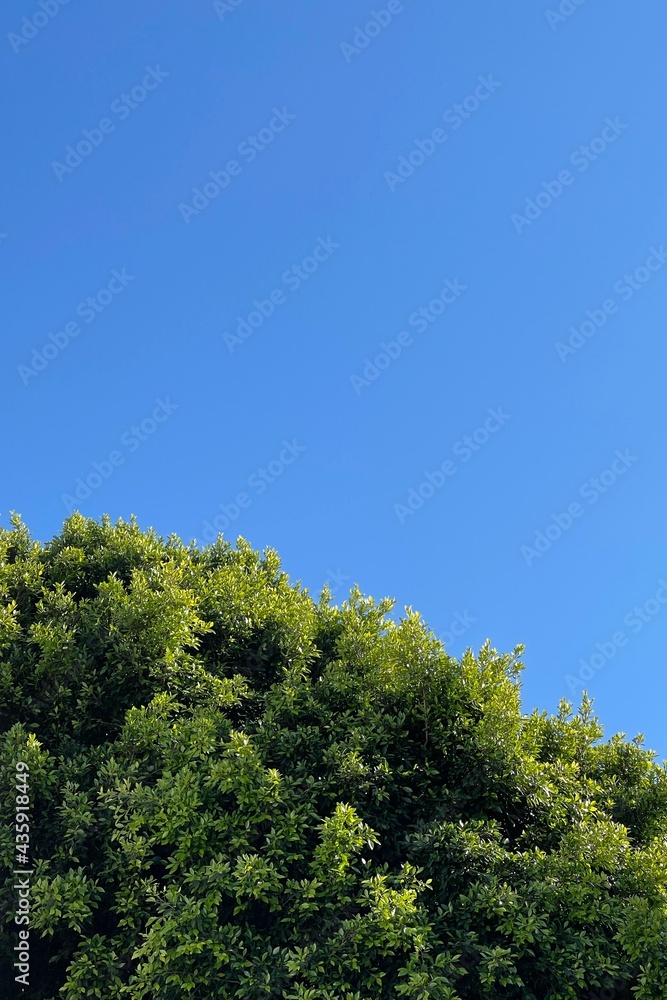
[2,0,666,759]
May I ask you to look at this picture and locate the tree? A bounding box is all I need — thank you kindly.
[1,513,666,998]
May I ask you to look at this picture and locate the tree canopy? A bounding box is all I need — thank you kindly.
[1,514,666,999]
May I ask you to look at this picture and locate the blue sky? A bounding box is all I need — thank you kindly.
[2,0,666,759]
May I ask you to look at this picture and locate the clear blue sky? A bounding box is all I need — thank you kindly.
[3,0,666,759]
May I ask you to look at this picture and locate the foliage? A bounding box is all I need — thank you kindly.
[1,514,666,998]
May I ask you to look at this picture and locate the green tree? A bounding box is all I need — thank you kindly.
[1,514,666,998]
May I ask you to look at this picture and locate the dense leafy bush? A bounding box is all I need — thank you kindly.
[1,514,666,998]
